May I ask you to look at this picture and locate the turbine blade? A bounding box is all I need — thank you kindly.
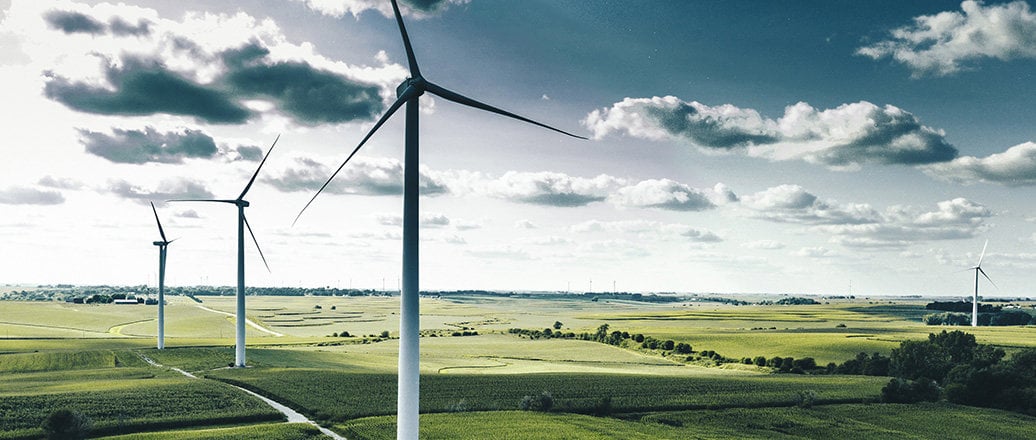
[150,201,167,242]
[977,239,988,267]
[390,0,421,78]
[293,91,412,226]
[425,81,587,140]
[978,267,996,289]
[243,214,271,273]
[238,134,280,200]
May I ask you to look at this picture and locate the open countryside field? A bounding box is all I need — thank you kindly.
[1,294,1034,438]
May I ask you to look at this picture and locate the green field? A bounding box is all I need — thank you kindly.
[206,369,886,421]
[337,403,1036,440]
[1,294,1034,438]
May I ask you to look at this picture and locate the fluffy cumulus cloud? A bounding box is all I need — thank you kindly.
[740,184,880,225]
[266,154,725,213]
[921,142,1036,186]
[584,97,958,168]
[857,1,1036,77]
[606,178,716,211]
[484,171,621,207]
[263,155,448,196]
[14,2,401,126]
[291,0,471,18]
[741,185,992,248]
[0,186,65,205]
[77,126,266,164]
[106,178,214,203]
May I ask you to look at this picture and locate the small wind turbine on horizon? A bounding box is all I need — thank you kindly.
[969,240,995,327]
[293,1,585,437]
[170,135,278,367]
[149,201,173,350]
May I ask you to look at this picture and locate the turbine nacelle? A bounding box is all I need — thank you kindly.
[153,241,167,246]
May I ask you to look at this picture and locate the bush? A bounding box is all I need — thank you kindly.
[880,378,940,403]
[42,409,91,440]
[674,343,692,354]
[754,356,767,367]
[796,390,817,408]
[519,391,554,412]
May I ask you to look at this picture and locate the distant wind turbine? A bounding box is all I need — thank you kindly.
[171,135,278,367]
[969,240,995,327]
[149,201,173,350]
[294,1,585,437]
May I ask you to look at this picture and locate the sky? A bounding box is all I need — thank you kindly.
[2,0,1036,297]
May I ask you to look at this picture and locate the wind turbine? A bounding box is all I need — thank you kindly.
[294,1,585,437]
[171,136,278,367]
[969,240,995,327]
[149,201,173,350]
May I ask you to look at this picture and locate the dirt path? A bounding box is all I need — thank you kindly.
[135,352,345,440]
[194,305,286,337]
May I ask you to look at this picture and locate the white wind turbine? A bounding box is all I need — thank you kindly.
[171,136,278,367]
[149,201,173,349]
[294,1,585,437]
[969,240,995,327]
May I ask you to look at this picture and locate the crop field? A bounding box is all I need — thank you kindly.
[1,294,1034,438]
[0,368,282,439]
[338,403,1036,440]
[206,368,886,422]
[96,423,326,440]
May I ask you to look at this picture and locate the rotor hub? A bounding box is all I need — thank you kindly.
[396,77,426,98]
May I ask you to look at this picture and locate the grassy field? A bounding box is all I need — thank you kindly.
[337,403,1036,439]
[1,294,1034,438]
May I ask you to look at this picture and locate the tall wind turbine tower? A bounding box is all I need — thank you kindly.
[171,136,278,367]
[295,1,584,437]
[150,202,173,349]
[969,240,995,327]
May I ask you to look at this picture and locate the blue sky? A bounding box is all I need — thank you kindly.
[2,0,1036,297]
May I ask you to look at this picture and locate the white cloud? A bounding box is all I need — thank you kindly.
[584,97,957,168]
[857,1,1036,76]
[484,171,622,207]
[741,240,785,250]
[514,219,537,229]
[0,186,65,205]
[570,219,721,243]
[263,155,449,196]
[793,246,835,258]
[741,184,992,249]
[921,142,1036,186]
[607,178,716,211]
[740,184,880,225]
[291,0,471,18]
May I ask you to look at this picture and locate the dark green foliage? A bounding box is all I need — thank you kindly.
[553,321,563,330]
[41,409,90,440]
[753,356,767,367]
[833,352,890,377]
[519,391,554,412]
[890,340,953,382]
[881,378,940,403]
[673,342,691,354]
[991,310,1034,326]
[922,312,970,326]
[925,301,1000,313]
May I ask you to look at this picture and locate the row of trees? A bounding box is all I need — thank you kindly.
[923,310,1035,326]
[877,330,1036,416]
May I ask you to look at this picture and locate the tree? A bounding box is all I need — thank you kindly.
[42,409,90,440]
[753,356,767,367]
[553,321,563,330]
[594,323,610,342]
[881,378,939,403]
[674,342,692,354]
[890,340,953,382]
